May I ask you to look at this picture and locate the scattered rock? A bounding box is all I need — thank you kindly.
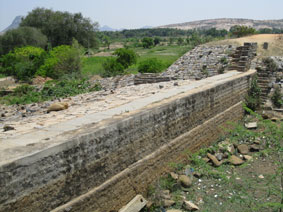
[159,85,164,89]
[146,201,153,209]
[167,210,183,212]
[170,172,179,180]
[179,175,193,188]
[173,82,179,86]
[3,125,15,132]
[193,172,203,179]
[202,157,210,163]
[250,144,260,152]
[258,174,264,179]
[215,153,224,161]
[163,199,175,207]
[47,102,69,112]
[229,155,244,165]
[237,144,249,154]
[243,155,253,161]
[245,122,257,129]
[207,153,222,167]
[183,200,199,211]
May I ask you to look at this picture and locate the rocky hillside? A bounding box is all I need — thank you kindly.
[1,16,23,34]
[158,18,283,30]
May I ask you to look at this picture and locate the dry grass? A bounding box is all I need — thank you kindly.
[208,34,283,57]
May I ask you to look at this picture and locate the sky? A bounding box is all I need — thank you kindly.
[0,0,283,31]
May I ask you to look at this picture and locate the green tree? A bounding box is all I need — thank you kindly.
[0,27,47,55]
[0,46,46,81]
[245,76,261,111]
[177,37,184,45]
[229,25,256,38]
[169,37,175,45]
[113,48,137,69]
[20,8,99,48]
[142,37,154,48]
[37,44,81,79]
[154,37,161,46]
[102,58,125,77]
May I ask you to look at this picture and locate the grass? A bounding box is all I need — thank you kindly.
[82,44,192,76]
[81,56,109,76]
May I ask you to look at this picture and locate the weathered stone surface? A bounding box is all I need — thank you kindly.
[250,144,260,152]
[119,195,147,212]
[183,200,199,211]
[207,153,222,167]
[170,172,179,180]
[243,155,253,161]
[163,199,176,207]
[0,70,255,212]
[229,155,245,165]
[47,102,68,112]
[237,144,249,154]
[245,122,257,129]
[179,175,193,188]
[167,210,183,212]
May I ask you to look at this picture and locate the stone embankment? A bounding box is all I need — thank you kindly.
[0,70,256,212]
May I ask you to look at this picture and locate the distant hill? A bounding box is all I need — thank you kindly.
[99,25,118,32]
[1,16,23,33]
[158,18,283,30]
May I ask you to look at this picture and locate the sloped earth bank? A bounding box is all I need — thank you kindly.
[142,115,282,212]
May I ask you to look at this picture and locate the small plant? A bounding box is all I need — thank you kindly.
[245,76,261,111]
[138,58,163,73]
[262,57,278,72]
[201,65,209,77]
[271,86,282,108]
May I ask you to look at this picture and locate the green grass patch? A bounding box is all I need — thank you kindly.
[81,56,109,76]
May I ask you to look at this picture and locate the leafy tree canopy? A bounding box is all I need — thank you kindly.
[0,26,47,55]
[20,8,99,48]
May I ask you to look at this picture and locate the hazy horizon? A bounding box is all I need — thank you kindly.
[1,0,283,31]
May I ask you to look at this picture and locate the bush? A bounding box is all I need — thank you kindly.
[138,58,163,73]
[0,27,47,55]
[102,57,125,77]
[262,57,278,72]
[0,46,46,81]
[245,76,261,111]
[142,37,154,48]
[37,45,81,79]
[113,48,137,69]
[0,79,101,105]
[271,86,282,108]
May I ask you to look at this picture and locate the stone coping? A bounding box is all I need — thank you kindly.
[0,70,256,168]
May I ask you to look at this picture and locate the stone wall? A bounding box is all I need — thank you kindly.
[162,45,235,80]
[0,71,255,212]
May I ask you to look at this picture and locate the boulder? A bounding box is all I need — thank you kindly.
[245,122,257,129]
[179,175,192,188]
[163,199,175,207]
[207,153,222,167]
[229,155,244,165]
[47,102,68,112]
[237,144,249,154]
[183,200,199,211]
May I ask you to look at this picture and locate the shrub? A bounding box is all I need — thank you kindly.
[37,45,81,79]
[0,46,46,81]
[142,37,154,49]
[138,58,163,73]
[113,48,137,69]
[102,57,125,77]
[0,79,101,105]
[0,27,47,55]
[271,86,282,108]
[245,76,261,111]
[262,57,278,72]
